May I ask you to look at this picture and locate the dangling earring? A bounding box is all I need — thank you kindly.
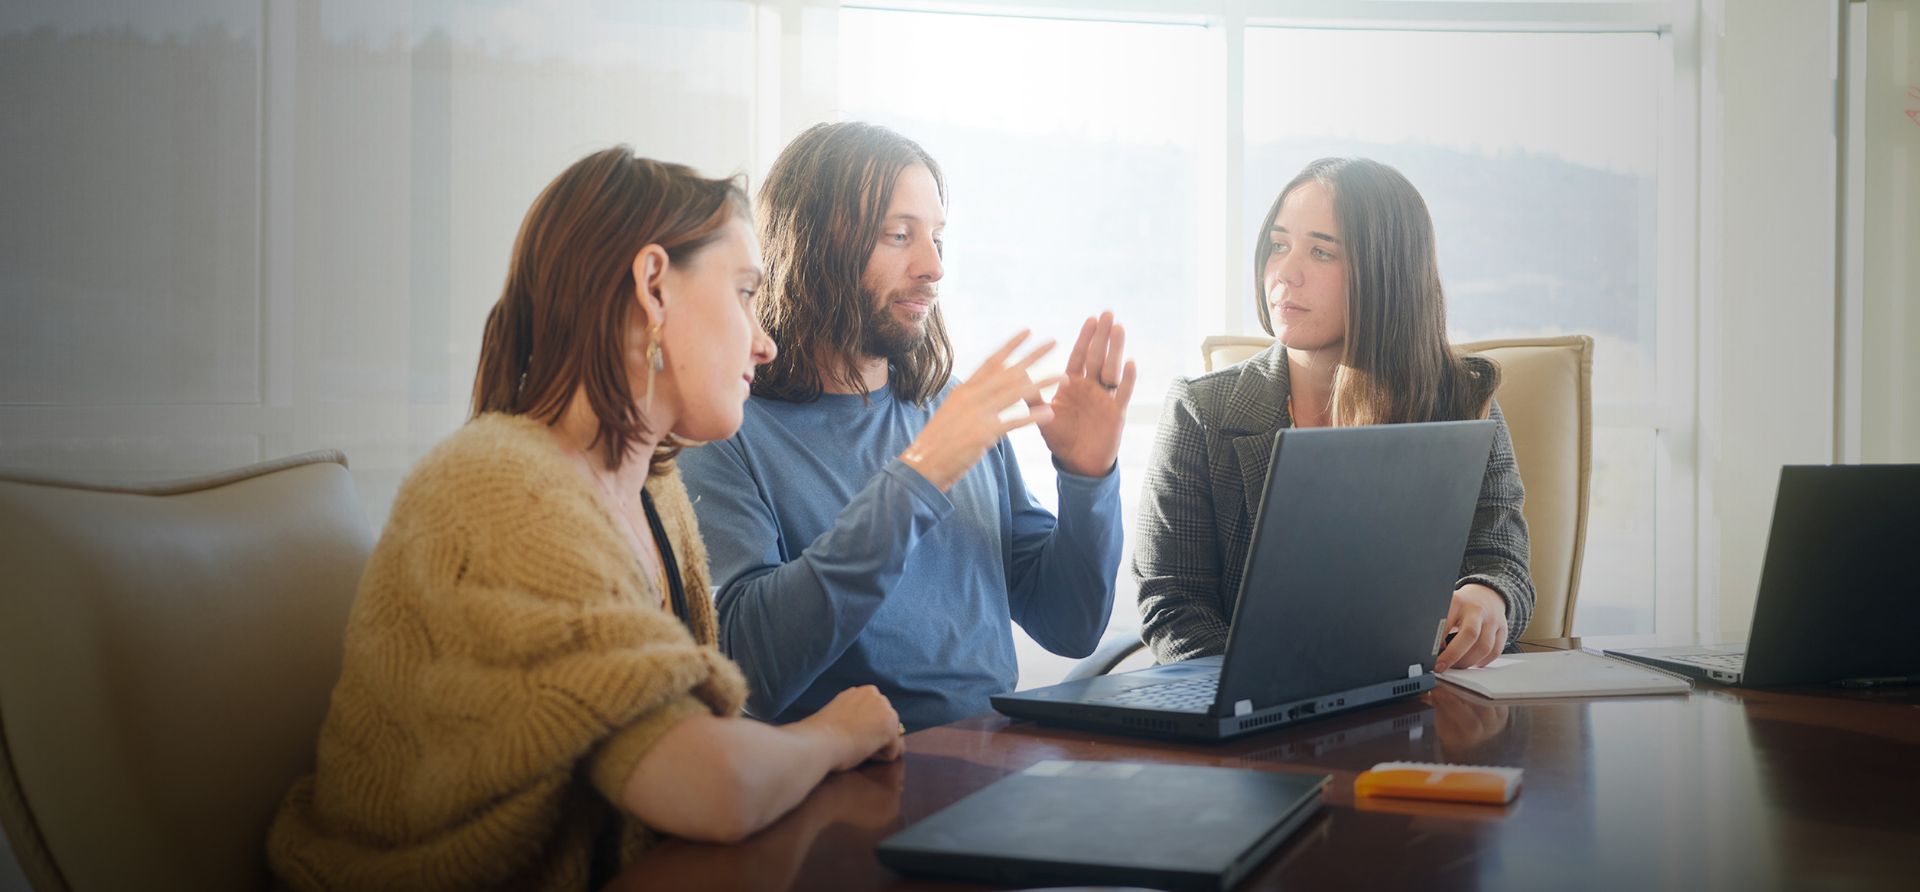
[643,322,664,412]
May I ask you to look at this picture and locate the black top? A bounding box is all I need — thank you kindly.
[640,489,691,632]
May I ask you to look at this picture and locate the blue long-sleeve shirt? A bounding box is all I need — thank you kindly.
[676,381,1123,730]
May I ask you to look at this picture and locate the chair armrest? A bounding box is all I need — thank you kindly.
[1062,633,1148,682]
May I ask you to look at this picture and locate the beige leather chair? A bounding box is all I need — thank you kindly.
[1453,335,1594,640]
[1198,334,1282,372]
[1199,332,1592,640]
[1069,332,1593,678]
[0,452,373,891]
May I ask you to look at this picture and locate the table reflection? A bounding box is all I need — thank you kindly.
[606,760,905,892]
[613,682,1920,891]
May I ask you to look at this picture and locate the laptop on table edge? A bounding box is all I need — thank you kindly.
[1606,464,1920,687]
[991,419,1497,741]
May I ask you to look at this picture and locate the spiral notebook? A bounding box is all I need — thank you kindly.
[1436,650,1690,699]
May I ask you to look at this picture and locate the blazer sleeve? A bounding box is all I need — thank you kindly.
[1132,377,1234,662]
[1456,399,1537,646]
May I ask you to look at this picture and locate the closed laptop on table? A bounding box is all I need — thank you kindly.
[876,760,1328,892]
[992,420,1496,741]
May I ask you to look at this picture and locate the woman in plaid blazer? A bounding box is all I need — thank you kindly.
[1133,158,1535,673]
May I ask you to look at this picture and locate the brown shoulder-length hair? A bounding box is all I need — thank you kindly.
[1253,157,1498,426]
[471,145,748,476]
[753,121,954,405]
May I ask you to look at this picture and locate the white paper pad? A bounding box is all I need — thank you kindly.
[1437,650,1691,699]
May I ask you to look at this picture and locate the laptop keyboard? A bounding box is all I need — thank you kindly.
[1669,652,1746,671]
[1093,677,1219,712]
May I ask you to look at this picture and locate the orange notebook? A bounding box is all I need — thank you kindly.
[1353,761,1522,805]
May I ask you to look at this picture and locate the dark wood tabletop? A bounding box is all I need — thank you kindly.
[610,644,1920,891]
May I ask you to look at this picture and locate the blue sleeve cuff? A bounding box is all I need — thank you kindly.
[1051,456,1122,527]
[882,457,957,520]
[1051,456,1120,488]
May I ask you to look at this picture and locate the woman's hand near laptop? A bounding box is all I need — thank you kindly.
[1434,583,1510,673]
[622,685,903,844]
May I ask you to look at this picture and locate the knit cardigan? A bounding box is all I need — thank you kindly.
[268,413,748,892]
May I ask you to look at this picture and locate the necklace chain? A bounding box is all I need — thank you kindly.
[576,453,669,607]
[584,461,631,507]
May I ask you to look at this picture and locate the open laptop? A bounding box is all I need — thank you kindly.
[876,760,1327,892]
[1607,464,1920,687]
[992,420,1497,741]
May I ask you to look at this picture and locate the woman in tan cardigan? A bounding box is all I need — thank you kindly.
[268,147,904,891]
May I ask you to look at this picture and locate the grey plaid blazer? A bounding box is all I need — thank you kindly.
[1133,343,1536,663]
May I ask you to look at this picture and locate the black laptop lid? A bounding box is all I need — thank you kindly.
[1744,464,1920,686]
[1216,420,1496,711]
[876,761,1327,892]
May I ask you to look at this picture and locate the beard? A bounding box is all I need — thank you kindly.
[861,283,937,360]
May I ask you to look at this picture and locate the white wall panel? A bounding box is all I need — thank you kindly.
[1856,0,1919,463]
[1705,0,1839,642]
[1,1,756,530]
[0,1,261,406]
[0,434,261,480]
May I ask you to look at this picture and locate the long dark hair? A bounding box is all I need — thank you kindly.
[471,145,748,475]
[1253,157,1497,425]
[753,122,954,404]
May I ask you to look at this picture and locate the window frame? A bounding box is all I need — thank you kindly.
[825,0,1702,644]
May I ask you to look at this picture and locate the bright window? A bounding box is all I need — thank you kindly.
[840,7,1214,685]
[840,3,1692,687]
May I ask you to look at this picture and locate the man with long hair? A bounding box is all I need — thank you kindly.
[679,122,1135,730]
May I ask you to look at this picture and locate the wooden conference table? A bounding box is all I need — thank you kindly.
[610,641,1920,891]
